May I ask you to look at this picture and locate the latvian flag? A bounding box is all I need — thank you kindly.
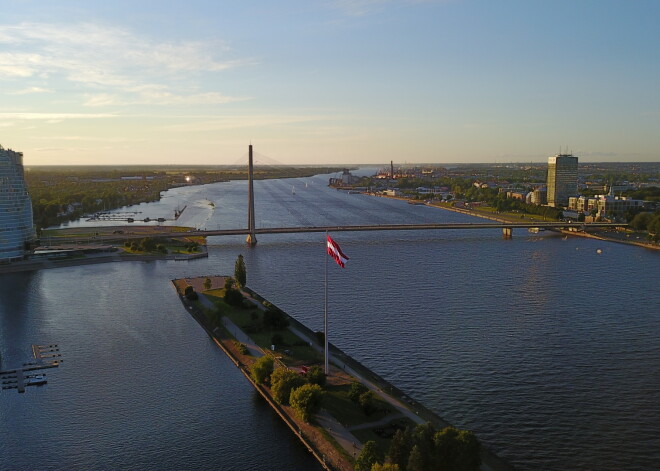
[327,235,349,268]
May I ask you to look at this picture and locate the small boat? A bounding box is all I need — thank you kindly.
[26,374,47,386]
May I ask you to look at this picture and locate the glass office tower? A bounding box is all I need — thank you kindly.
[0,145,35,262]
[547,153,578,207]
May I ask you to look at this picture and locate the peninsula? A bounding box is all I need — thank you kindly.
[172,274,515,471]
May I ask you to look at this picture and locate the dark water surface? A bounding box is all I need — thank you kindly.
[2,171,659,470]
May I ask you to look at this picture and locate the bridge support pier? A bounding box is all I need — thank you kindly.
[502,227,512,239]
[246,144,257,247]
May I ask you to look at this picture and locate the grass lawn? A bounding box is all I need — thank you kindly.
[323,384,394,428]
[204,291,322,363]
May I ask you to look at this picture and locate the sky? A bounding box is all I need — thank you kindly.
[1,0,659,166]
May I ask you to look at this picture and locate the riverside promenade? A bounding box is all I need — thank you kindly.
[172,276,515,471]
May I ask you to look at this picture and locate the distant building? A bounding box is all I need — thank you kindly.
[530,187,547,205]
[329,169,358,186]
[0,145,35,262]
[547,153,578,207]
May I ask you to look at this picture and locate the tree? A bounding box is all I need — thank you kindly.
[262,307,289,330]
[434,426,481,471]
[359,390,377,415]
[184,285,198,301]
[454,429,481,471]
[387,428,412,471]
[224,277,234,290]
[306,365,326,387]
[348,382,369,403]
[371,464,400,471]
[203,277,212,290]
[234,254,247,287]
[412,422,436,471]
[289,383,324,422]
[270,367,305,405]
[630,212,653,230]
[224,287,243,306]
[355,441,382,471]
[141,237,156,252]
[406,445,424,471]
[250,355,274,385]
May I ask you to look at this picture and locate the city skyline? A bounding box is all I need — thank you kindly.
[1,0,659,166]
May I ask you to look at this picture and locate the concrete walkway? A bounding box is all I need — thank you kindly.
[199,293,265,358]
[316,410,363,459]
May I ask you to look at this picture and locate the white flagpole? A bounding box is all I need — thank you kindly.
[324,232,329,375]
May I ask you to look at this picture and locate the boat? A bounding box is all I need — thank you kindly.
[26,374,47,386]
[292,186,296,195]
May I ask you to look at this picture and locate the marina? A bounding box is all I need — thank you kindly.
[0,345,61,393]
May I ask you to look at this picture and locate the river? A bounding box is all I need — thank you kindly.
[1,170,659,470]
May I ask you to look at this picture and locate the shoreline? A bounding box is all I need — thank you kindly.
[173,276,516,471]
[0,250,207,274]
[371,193,660,251]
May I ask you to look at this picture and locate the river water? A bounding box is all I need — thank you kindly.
[1,170,659,471]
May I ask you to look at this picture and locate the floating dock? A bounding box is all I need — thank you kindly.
[0,344,61,393]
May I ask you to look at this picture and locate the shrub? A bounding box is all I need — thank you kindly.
[359,390,376,415]
[306,365,326,387]
[250,355,274,385]
[234,341,249,355]
[271,367,305,405]
[290,383,324,422]
[348,382,369,403]
[184,285,198,300]
[263,307,289,330]
[224,288,243,307]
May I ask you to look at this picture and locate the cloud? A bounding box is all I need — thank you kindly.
[84,91,251,107]
[0,112,116,120]
[11,86,53,95]
[163,114,330,132]
[0,22,252,105]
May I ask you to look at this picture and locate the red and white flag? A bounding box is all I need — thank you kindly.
[327,235,349,268]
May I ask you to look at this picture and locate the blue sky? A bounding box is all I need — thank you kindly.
[1,0,659,165]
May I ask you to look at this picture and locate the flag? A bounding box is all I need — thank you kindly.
[327,235,349,268]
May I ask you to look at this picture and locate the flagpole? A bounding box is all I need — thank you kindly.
[324,232,329,375]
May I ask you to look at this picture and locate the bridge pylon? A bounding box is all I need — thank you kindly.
[246,144,257,247]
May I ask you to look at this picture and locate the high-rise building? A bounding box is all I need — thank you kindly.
[547,153,578,207]
[0,145,35,262]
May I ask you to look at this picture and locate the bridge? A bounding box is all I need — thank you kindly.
[236,145,625,243]
[57,145,627,245]
[153,221,624,239]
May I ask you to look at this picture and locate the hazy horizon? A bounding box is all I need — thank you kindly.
[2,1,659,166]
